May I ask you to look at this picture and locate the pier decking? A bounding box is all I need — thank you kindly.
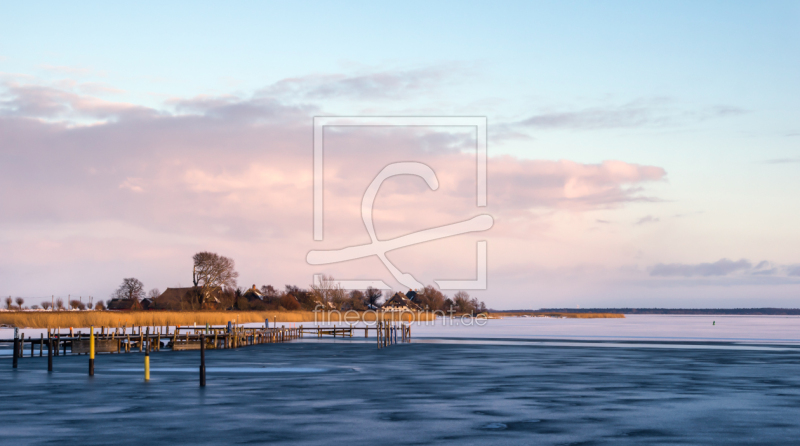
[2,320,410,365]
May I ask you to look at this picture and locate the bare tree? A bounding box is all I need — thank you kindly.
[94,300,106,311]
[69,299,81,310]
[310,275,345,308]
[112,278,145,301]
[453,291,477,314]
[15,297,24,309]
[416,285,445,311]
[5,296,12,310]
[192,252,238,307]
[55,298,64,310]
[347,290,367,310]
[147,288,160,299]
[365,287,383,307]
[41,301,53,310]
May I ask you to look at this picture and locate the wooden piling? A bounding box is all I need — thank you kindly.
[89,325,95,376]
[199,334,206,387]
[47,337,53,372]
[144,343,150,382]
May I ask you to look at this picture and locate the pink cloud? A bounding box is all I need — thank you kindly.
[0,83,670,301]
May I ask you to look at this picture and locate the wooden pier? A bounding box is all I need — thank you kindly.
[3,321,410,361]
[2,324,304,359]
[300,321,410,348]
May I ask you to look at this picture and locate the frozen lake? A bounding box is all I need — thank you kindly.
[1,315,799,445]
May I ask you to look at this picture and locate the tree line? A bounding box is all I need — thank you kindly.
[105,252,488,314]
[4,295,103,311]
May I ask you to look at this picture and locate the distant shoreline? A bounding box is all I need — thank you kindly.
[505,308,800,316]
[489,312,624,319]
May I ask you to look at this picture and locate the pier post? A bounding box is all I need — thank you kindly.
[47,337,53,372]
[12,339,19,368]
[144,343,150,382]
[89,326,95,376]
[40,333,43,356]
[199,334,206,387]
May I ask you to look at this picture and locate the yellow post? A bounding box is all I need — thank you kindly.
[89,325,95,376]
[144,351,150,381]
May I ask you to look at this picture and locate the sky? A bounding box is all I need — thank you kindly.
[1,1,799,309]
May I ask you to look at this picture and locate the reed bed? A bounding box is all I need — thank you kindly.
[0,310,437,329]
[491,312,624,318]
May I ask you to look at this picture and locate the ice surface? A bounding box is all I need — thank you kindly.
[2,316,799,445]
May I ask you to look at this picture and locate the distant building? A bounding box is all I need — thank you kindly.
[242,284,264,301]
[382,291,422,312]
[106,298,142,311]
[156,286,220,308]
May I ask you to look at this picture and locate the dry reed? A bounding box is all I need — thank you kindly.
[0,310,437,329]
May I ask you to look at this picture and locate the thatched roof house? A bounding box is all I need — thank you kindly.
[382,291,422,312]
[107,298,142,311]
[242,285,264,301]
[158,287,199,302]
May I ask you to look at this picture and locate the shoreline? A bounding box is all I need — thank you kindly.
[0,310,437,329]
[490,312,624,319]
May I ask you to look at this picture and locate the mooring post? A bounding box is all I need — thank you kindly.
[89,325,95,376]
[40,333,43,356]
[47,337,53,372]
[144,342,150,382]
[12,334,19,369]
[199,334,206,387]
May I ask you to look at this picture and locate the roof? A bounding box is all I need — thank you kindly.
[158,286,220,303]
[107,298,142,311]
[382,292,422,311]
[242,285,264,301]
